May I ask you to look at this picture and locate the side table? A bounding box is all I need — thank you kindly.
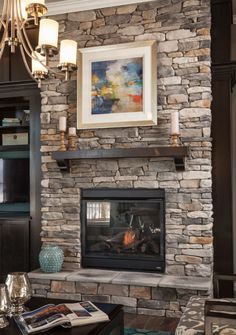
[1,297,124,335]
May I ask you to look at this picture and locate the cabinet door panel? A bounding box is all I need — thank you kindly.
[0,220,29,281]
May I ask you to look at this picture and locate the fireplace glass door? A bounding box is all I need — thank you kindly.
[81,189,165,272]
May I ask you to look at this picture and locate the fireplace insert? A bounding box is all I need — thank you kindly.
[81,188,165,272]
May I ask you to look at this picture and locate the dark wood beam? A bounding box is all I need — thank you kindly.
[52,146,189,172]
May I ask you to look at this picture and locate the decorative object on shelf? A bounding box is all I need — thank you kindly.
[170,111,181,146]
[59,116,67,151]
[2,118,21,127]
[2,133,28,146]
[5,272,31,315]
[0,0,78,87]
[68,127,77,151]
[39,245,64,273]
[0,284,10,328]
[78,40,157,129]
[23,110,30,125]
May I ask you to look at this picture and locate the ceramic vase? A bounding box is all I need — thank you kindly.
[39,245,64,273]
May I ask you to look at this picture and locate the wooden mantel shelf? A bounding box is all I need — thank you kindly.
[52,146,189,172]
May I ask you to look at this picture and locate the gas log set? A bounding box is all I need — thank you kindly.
[89,207,161,255]
[81,189,165,272]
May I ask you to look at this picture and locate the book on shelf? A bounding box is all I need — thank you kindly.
[2,117,21,126]
[14,301,110,334]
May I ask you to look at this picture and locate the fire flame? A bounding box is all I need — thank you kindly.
[123,229,136,246]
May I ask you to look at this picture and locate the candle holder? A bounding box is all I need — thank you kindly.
[59,131,67,151]
[68,135,77,151]
[5,272,31,315]
[170,133,182,146]
[0,284,10,328]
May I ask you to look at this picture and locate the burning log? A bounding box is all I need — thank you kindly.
[123,229,136,246]
[106,231,125,244]
[90,241,112,252]
[89,227,160,255]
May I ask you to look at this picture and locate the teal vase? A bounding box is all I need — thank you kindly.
[39,245,64,273]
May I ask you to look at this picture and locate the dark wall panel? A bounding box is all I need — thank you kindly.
[212,67,233,276]
[211,0,232,64]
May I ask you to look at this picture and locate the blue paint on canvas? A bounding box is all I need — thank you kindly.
[91,58,143,115]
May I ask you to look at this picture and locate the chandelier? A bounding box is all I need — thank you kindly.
[0,0,78,86]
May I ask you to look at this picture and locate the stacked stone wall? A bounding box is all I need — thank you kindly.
[40,0,213,277]
[30,273,210,317]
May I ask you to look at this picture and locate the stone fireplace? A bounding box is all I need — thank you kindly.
[40,0,213,277]
[81,188,165,272]
[33,0,213,317]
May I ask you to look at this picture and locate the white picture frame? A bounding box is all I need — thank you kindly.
[77,40,157,129]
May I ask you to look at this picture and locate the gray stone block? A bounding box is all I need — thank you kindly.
[159,275,211,291]
[138,299,169,310]
[112,271,162,287]
[81,294,111,303]
[47,292,82,300]
[111,295,137,307]
[28,269,72,281]
[152,287,177,301]
[137,308,165,316]
[67,269,118,283]
[98,284,129,296]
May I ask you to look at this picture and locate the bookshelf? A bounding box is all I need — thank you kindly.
[0,87,41,281]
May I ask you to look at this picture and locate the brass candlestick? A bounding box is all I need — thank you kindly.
[68,135,77,151]
[170,133,181,146]
[59,131,67,151]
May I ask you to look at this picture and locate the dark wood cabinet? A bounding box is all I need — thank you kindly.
[211,0,233,64]
[211,0,236,295]
[0,218,30,282]
[0,82,41,280]
[212,65,235,275]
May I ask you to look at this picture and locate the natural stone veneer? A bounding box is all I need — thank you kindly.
[29,269,211,317]
[40,0,212,278]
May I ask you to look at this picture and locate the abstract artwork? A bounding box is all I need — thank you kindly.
[91,58,143,115]
[77,41,157,129]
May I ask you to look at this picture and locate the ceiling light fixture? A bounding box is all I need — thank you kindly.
[0,0,78,86]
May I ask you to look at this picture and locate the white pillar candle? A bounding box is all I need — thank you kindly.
[59,116,66,132]
[68,127,76,136]
[171,111,180,135]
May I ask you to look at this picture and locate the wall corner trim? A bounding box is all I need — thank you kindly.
[47,0,157,15]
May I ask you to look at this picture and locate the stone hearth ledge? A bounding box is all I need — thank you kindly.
[28,269,212,291]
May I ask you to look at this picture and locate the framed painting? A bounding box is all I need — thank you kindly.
[77,40,157,129]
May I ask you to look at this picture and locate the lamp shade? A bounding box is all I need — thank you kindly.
[25,0,45,6]
[38,19,59,48]
[31,52,48,73]
[59,40,77,65]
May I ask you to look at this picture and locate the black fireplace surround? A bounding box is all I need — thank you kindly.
[81,188,165,272]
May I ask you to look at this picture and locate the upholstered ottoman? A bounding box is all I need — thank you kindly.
[176,296,206,335]
[176,296,236,335]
